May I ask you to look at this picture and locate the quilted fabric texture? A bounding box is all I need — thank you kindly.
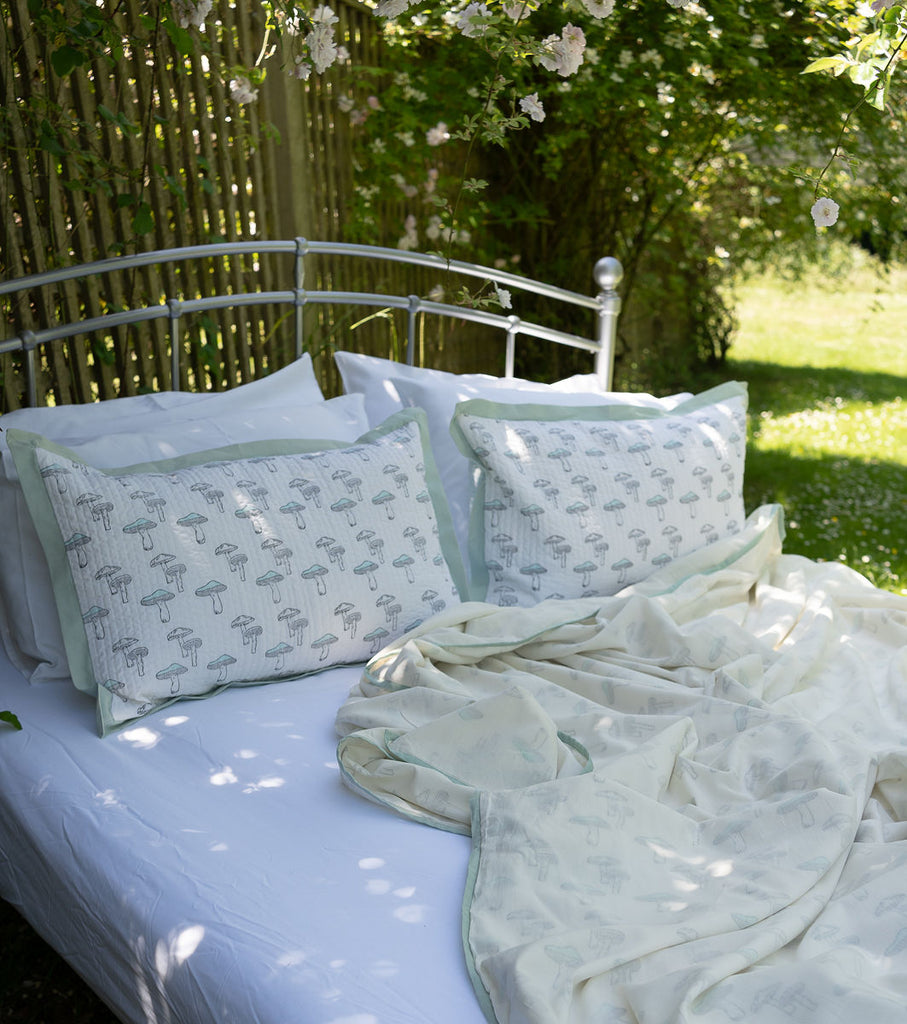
[9,412,464,734]
[451,382,748,605]
[0,391,368,685]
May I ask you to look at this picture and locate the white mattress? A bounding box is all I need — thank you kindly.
[0,648,484,1023]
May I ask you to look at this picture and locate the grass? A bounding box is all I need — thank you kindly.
[724,247,907,595]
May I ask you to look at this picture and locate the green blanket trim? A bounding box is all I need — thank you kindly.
[463,793,499,1024]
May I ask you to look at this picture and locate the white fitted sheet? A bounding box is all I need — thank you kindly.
[0,651,484,1024]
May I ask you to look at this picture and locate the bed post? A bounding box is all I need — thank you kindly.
[504,315,520,378]
[593,256,623,391]
[168,298,183,390]
[294,237,308,360]
[406,295,420,365]
[21,332,38,408]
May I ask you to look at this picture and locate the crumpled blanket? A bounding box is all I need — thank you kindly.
[336,505,907,1023]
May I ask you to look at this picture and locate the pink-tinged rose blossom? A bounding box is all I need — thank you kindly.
[229,77,258,104]
[519,93,546,122]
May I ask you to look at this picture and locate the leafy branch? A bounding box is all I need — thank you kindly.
[804,4,907,199]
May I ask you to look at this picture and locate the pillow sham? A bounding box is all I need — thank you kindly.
[0,352,323,445]
[0,383,362,686]
[392,372,692,561]
[8,410,465,735]
[333,350,650,430]
[451,381,748,606]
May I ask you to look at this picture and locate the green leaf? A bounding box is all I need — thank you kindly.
[850,61,881,89]
[51,45,86,78]
[38,129,65,158]
[801,55,851,75]
[164,175,186,202]
[0,710,22,731]
[132,202,155,235]
[868,83,889,110]
[163,20,195,56]
[855,30,880,58]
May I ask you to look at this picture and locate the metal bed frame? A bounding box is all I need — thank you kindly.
[0,239,623,408]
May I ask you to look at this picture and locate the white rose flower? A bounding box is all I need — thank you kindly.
[375,0,412,15]
[582,0,615,16]
[229,76,258,104]
[290,58,312,80]
[397,214,419,251]
[173,0,212,29]
[311,5,338,25]
[306,24,338,73]
[426,122,450,146]
[538,24,586,77]
[810,196,840,228]
[458,2,491,37]
[519,92,546,122]
[503,2,531,20]
[425,215,443,241]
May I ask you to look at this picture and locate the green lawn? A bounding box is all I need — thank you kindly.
[725,248,907,594]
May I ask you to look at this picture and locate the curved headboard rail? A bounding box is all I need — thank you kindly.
[0,239,622,409]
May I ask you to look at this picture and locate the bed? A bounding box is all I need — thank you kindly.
[0,240,905,1024]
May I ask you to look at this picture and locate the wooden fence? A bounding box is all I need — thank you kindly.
[0,0,492,411]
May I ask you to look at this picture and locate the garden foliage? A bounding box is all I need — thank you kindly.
[4,1,907,389]
[341,1,907,387]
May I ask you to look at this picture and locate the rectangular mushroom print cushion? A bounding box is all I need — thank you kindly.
[450,381,748,605]
[0,353,327,684]
[7,411,465,734]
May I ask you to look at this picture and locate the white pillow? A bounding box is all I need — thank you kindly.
[1,353,323,444]
[451,382,748,605]
[8,409,464,734]
[391,371,691,561]
[332,351,629,429]
[0,361,360,684]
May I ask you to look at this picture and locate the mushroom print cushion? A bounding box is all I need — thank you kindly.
[451,382,748,606]
[8,411,465,734]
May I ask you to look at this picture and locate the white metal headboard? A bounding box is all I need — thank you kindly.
[0,239,623,408]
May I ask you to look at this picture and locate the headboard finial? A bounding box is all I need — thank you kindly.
[593,256,623,293]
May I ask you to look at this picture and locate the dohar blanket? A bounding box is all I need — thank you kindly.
[336,505,907,1024]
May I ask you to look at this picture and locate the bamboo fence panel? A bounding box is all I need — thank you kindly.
[1,0,511,411]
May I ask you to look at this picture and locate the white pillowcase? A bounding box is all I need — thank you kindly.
[0,355,357,683]
[391,371,691,560]
[333,351,639,429]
